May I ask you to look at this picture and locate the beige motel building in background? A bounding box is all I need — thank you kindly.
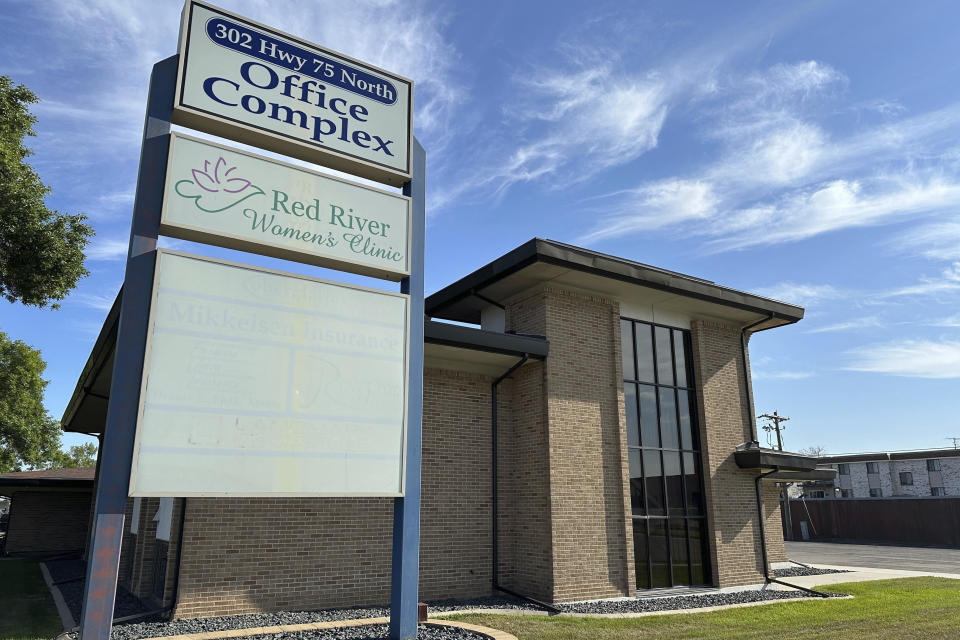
[37,238,827,618]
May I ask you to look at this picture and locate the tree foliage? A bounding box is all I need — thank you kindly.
[49,441,98,469]
[0,75,93,308]
[0,331,62,472]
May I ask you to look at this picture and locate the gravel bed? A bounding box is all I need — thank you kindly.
[57,584,845,639]
[239,625,489,639]
[555,588,844,615]
[45,557,161,625]
[107,607,391,640]
[101,597,540,640]
[773,566,851,579]
[427,595,541,613]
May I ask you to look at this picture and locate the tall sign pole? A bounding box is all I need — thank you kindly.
[80,3,422,638]
[79,55,176,639]
[390,139,425,639]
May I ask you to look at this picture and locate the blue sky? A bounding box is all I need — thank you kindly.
[3,0,960,456]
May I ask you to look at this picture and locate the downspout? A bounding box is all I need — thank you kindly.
[755,467,829,597]
[491,354,560,613]
[168,497,187,619]
[743,315,829,598]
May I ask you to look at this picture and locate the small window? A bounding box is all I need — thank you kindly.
[869,488,883,497]
[927,459,941,472]
[899,472,913,486]
[840,489,853,498]
[866,462,880,474]
[809,490,826,499]
[931,487,947,497]
[837,463,850,475]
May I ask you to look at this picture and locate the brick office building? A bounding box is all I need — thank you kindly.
[0,467,94,556]
[803,448,960,498]
[63,239,824,618]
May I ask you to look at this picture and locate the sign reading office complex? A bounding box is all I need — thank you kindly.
[174,1,413,185]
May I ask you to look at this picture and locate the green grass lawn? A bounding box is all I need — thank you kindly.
[0,558,64,640]
[445,578,960,640]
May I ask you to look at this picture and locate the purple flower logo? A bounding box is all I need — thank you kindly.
[175,156,264,213]
[193,157,252,194]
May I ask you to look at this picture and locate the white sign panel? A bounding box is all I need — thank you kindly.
[129,251,409,497]
[161,133,410,280]
[174,0,413,186]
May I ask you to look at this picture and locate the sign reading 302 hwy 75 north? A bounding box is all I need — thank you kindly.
[174,0,413,186]
[161,133,410,280]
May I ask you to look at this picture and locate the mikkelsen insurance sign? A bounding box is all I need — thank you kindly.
[130,251,409,497]
[161,133,410,280]
[174,1,413,186]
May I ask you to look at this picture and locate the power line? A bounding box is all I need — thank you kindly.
[759,410,790,451]
[948,437,960,450]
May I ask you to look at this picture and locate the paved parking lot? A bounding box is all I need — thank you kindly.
[786,541,960,573]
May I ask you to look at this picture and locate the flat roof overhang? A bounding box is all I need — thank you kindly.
[61,293,548,435]
[425,238,805,329]
[0,478,94,491]
[820,449,960,463]
[735,444,830,475]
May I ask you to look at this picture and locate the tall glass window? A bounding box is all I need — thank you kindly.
[621,318,710,589]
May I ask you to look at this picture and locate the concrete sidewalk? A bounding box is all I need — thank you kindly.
[769,564,960,591]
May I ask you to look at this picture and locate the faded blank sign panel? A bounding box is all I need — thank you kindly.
[130,251,408,496]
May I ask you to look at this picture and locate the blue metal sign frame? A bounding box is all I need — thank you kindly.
[79,54,425,640]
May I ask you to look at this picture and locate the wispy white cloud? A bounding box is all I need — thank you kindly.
[709,175,960,251]
[71,292,117,311]
[580,53,960,252]
[806,317,884,333]
[932,314,960,327]
[86,237,128,261]
[846,339,960,378]
[751,282,845,306]
[753,369,815,380]
[893,220,960,261]
[876,262,960,298]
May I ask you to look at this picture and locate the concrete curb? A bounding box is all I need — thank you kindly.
[136,617,515,640]
[40,561,78,631]
[433,595,853,620]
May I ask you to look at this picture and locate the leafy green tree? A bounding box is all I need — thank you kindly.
[49,442,98,469]
[0,75,93,308]
[0,331,62,472]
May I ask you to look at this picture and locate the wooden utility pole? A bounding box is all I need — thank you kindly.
[759,410,790,451]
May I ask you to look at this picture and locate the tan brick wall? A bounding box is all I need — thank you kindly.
[507,286,633,603]
[764,484,788,563]
[4,490,91,555]
[497,362,553,600]
[172,368,496,619]
[689,319,766,587]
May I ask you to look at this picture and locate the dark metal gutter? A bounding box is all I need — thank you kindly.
[754,467,830,598]
[426,238,805,324]
[425,320,549,359]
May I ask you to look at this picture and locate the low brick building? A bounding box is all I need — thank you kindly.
[804,448,960,498]
[63,239,822,618]
[0,467,94,556]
